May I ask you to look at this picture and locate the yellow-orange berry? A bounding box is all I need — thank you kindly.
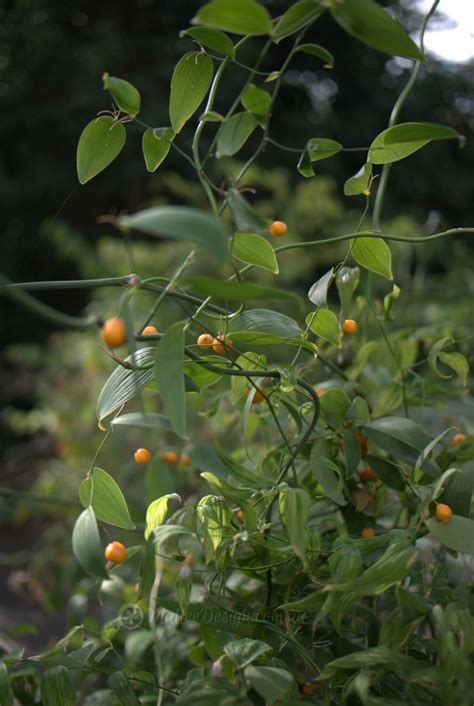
[244,387,265,404]
[134,448,152,464]
[101,318,127,348]
[142,325,159,335]
[342,319,358,335]
[361,528,375,538]
[212,337,233,355]
[162,450,178,465]
[235,510,245,524]
[453,433,467,445]
[197,333,214,348]
[302,683,317,696]
[104,541,128,565]
[315,386,326,397]
[436,503,453,523]
[269,220,288,237]
[180,452,191,466]
[358,466,378,483]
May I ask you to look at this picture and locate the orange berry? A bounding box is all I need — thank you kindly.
[235,510,245,524]
[453,433,467,445]
[104,541,128,565]
[361,528,375,538]
[183,554,193,567]
[342,319,358,335]
[162,450,178,465]
[315,386,326,397]
[101,318,127,348]
[302,683,317,695]
[269,220,288,237]
[197,333,214,348]
[244,387,265,404]
[212,337,233,355]
[134,448,152,464]
[355,432,368,458]
[142,325,159,335]
[436,503,453,523]
[358,466,378,483]
[180,452,191,466]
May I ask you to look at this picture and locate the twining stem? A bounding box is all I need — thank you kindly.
[372,0,440,229]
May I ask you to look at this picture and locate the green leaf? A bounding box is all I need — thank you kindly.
[142,127,174,172]
[310,452,346,505]
[244,666,294,705]
[185,356,229,390]
[193,0,272,36]
[102,73,141,117]
[181,27,234,57]
[352,236,393,280]
[241,84,271,122]
[297,148,314,178]
[108,672,140,706]
[326,541,418,596]
[41,666,76,706]
[224,639,272,669]
[438,351,469,386]
[273,2,323,42]
[227,188,268,232]
[368,122,458,165]
[362,417,430,453]
[232,232,279,273]
[155,322,187,439]
[296,42,334,68]
[169,52,214,133]
[79,468,135,530]
[279,487,310,564]
[179,276,292,301]
[366,455,405,492]
[336,266,360,318]
[145,494,181,540]
[307,137,342,162]
[319,388,351,427]
[119,206,229,262]
[77,116,126,185]
[96,348,155,428]
[199,110,224,122]
[320,646,420,681]
[344,163,372,196]
[306,308,341,346]
[217,111,258,156]
[231,352,266,402]
[72,507,108,579]
[0,664,13,706]
[442,466,474,517]
[425,515,474,555]
[307,268,334,307]
[111,412,172,430]
[329,0,423,60]
[228,309,302,339]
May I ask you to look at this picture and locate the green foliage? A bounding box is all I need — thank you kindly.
[3,2,474,705]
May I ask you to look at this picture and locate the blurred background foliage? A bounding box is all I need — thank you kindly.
[0,0,473,651]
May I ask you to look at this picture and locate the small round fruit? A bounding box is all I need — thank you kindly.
[235,510,245,524]
[142,325,159,335]
[244,387,264,404]
[104,541,128,565]
[180,452,191,466]
[361,528,375,538]
[162,450,178,465]
[134,448,152,464]
[436,503,453,523]
[453,433,467,445]
[212,337,233,355]
[101,318,127,348]
[302,682,317,696]
[358,466,377,483]
[269,220,288,237]
[342,319,358,335]
[315,386,326,397]
[197,333,214,348]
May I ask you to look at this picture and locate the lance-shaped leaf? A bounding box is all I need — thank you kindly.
[273,1,323,42]
[224,639,272,669]
[77,116,126,184]
[244,666,294,705]
[142,127,174,172]
[425,515,474,555]
[296,43,334,68]
[155,322,187,438]
[227,188,267,232]
[368,122,458,165]
[344,163,372,196]
[119,206,229,262]
[169,52,214,133]
[181,27,234,57]
[306,308,341,346]
[193,0,272,36]
[79,467,135,530]
[330,0,423,60]
[145,493,181,540]
[279,486,310,564]
[217,111,258,156]
[307,268,334,307]
[108,671,140,706]
[41,666,76,706]
[102,73,141,117]
[112,412,172,430]
[241,84,271,123]
[72,507,108,579]
[232,232,279,273]
[428,337,469,386]
[178,276,294,301]
[0,664,13,706]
